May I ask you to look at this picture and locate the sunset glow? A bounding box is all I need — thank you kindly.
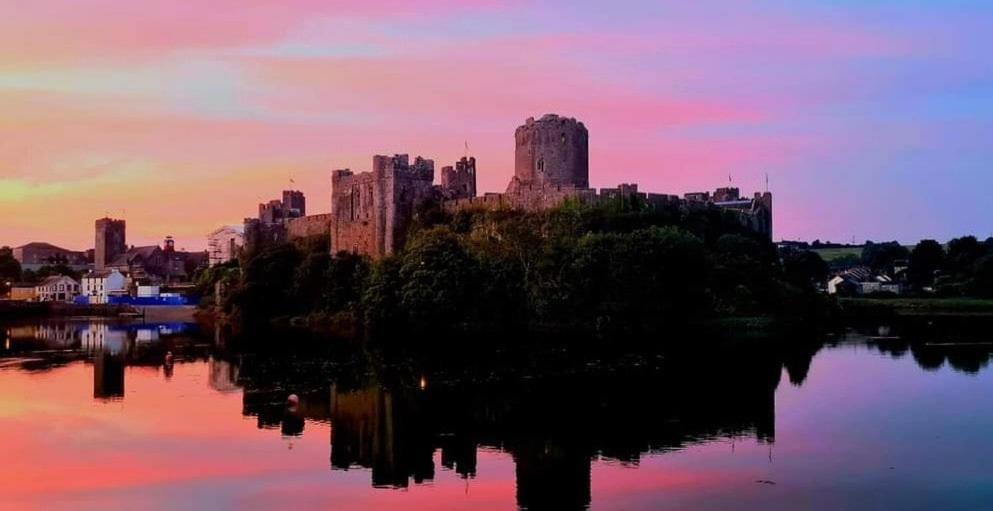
[3,1,992,250]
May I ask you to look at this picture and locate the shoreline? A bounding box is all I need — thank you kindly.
[0,302,197,323]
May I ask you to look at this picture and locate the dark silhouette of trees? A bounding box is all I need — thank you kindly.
[0,246,21,291]
[225,201,830,333]
[908,239,945,289]
[861,241,909,272]
[781,248,828,289]
[946,236,984,277]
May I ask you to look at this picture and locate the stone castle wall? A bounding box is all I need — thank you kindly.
[328,114,772,260]
[440,156,477,200]
[331,155,441,257]
[511,114,589,191]
[442,186,772,240]
[286,214,332,240]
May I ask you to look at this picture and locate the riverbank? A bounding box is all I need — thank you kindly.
[0,301,196,322]
[840,297,993,318]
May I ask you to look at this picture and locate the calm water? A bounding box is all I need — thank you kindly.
[0,320,991,510]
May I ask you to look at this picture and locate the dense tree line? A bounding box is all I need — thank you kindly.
[0,246,85,293]
[0,247,21,295]
[905,236,993,296]
[210,200,831,335]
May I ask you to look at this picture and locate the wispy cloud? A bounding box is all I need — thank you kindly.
[1,0,992,248]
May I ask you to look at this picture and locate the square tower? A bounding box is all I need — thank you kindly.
[95,218,126,270]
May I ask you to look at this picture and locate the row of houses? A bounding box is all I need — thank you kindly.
[826,266,905,296]
[10,268,185,305]
[12,270,127,303]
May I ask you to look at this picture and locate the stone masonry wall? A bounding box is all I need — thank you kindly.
[510,114,589,192]
[330,155,437,258]
[287,214,332,240]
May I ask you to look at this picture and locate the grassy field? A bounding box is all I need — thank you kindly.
[840,297,993,317]
[812,247,863,262]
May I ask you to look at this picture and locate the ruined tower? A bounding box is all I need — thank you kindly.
[330,154,436,258]
[440,156,477,200]
[282,190,306,217]
[511,114,589,191]
[94,217,126,270]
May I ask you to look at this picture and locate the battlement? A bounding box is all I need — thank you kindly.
[331,153,456,257]
[372,154,435,181]
[440,156,477,200]
[441,183,769,239]
[328,113,773,259]
[513,113,589,191]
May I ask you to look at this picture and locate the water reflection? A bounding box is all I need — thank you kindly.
[1,320,210,395]
[1,319,991,510]
[847,316,993,374]
[213,348,783,510]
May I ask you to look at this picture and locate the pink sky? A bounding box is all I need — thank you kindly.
[2,0,992,251]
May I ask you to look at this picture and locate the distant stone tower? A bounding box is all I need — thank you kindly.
[282,190,306,217]
[511,114,589,191]
[95,217,126,270]
[440,156,477,200]
[330,154,436,258]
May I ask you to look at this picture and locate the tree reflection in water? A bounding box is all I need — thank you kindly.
[1,318,991,511]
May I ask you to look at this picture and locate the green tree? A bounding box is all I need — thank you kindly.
[229,243,303,320]
[908,240,945,289]
[398,227,476,325]
[861,241,909,272]
[362,257,403,328]
[711,234,778,312]
[971,255,993,298]
[563,226,708,326]
[294,251,331,311]
[946,236,984,277]
[782,249,828,289]
[0,246,22,294]
[325,252,370,312]
[33,264,81,282]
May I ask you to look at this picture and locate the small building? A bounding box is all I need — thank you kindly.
[827,276,857,296]
[35,275,80,303]
[9,285,37,302]
[107,245,166,280]
[81,269,127,304]
[207,225,245,266]
[13,242,88,267]
[137,285,160,298]
[827,267,903,296]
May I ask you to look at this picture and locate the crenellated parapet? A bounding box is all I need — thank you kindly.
[511,114,589,192]
[327,113,772,260]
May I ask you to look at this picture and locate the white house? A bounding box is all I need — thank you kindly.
[207,225,244,266]
[827,266,904,296]
[35,275,80,303]
[81,269,127,304]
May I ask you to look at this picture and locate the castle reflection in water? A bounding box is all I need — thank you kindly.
[2,321,198,399]
[1,319,990,511]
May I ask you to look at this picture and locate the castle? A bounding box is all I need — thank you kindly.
[242,114,771,258]
[326,113,772,259]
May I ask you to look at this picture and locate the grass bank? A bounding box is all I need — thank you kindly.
[840,297,993,318]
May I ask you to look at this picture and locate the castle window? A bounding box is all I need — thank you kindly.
[537,158,544,173]
[561,133,566,144]
[368,185,374,218]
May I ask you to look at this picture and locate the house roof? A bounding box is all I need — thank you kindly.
[15,242,72,251]
[86,269,121,278]
[37,275,78,287]
[208,225,245,236]
[836,266,873,283]
[109,245,161,267]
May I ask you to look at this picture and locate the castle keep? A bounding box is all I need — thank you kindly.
[326,113,772,259]
[330,154,475,257]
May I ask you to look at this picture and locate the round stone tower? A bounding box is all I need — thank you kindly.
[513,114,589,189]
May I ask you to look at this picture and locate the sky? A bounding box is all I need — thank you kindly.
[1,0,992,251]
